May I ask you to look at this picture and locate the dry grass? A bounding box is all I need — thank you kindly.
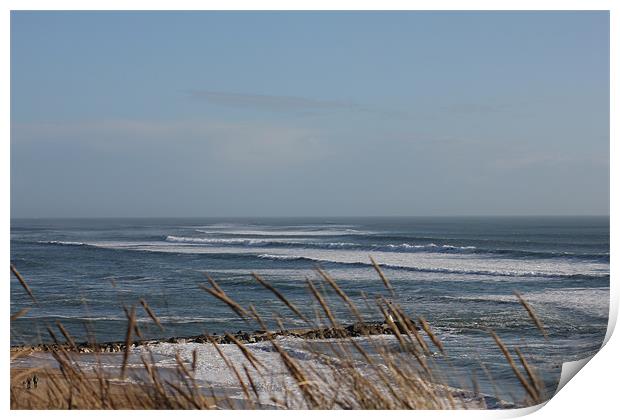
[10,262,548,410]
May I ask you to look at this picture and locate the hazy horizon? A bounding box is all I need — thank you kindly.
[11,11,609,218]
[10,214,610,220]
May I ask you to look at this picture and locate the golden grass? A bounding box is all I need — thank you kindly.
[10,260,548,410]
[514,290,548,339]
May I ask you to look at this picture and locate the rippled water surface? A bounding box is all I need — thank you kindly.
[10,216,609,403]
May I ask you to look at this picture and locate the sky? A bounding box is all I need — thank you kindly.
[10,11,609,218]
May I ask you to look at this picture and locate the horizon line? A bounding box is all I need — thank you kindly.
[9,214,611,220]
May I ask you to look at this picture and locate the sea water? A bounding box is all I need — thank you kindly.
[10,216,609,404]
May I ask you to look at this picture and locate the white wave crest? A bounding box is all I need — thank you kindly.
[66,242,608,279]
[195,228,365,237]
[39,240,87,246]
[384,243,476,251]
[165,235,273,245]
[257,254,302,261]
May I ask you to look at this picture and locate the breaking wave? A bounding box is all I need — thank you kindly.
[38,240,89,247]
[37,237,609,263]
[255,253,608,279]
[162,236,607,260]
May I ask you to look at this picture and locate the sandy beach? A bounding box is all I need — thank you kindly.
[11,366,160,409]
[10,362,235,410]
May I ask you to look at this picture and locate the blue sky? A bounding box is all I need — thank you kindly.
[11,11,609,217]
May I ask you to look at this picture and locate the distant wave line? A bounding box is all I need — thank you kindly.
[165,236,608,260]
[36,238,609,261]
[255,253,609,280]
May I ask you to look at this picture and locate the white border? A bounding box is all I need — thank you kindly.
[3,2,616,419]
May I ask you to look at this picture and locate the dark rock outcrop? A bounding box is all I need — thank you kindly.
[10,320,418,354]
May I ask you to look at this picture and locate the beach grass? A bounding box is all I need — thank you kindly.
[10,262,547,410]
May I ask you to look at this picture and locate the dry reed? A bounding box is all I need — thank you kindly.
[10,260,547,410]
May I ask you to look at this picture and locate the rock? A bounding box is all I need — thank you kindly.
[11,319,419,356]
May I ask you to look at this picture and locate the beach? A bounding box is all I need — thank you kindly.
[11,367,170,410]
[10,333,510,410]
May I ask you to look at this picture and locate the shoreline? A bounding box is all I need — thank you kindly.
[11,320,519,410]
[11,320,405,354]
[10,358,515,410]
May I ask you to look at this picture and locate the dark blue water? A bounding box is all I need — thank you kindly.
[10,216,609,403]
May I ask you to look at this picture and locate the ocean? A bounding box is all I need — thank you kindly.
[10,216,610,404]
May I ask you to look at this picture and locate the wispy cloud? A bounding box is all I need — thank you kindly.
[186,90,406,118]
[12,119,329,167]
[440,103,511,114]
[188,90,357,110]
[491,153,609,170]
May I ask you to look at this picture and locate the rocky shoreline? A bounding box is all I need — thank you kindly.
[11,321,409,354]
